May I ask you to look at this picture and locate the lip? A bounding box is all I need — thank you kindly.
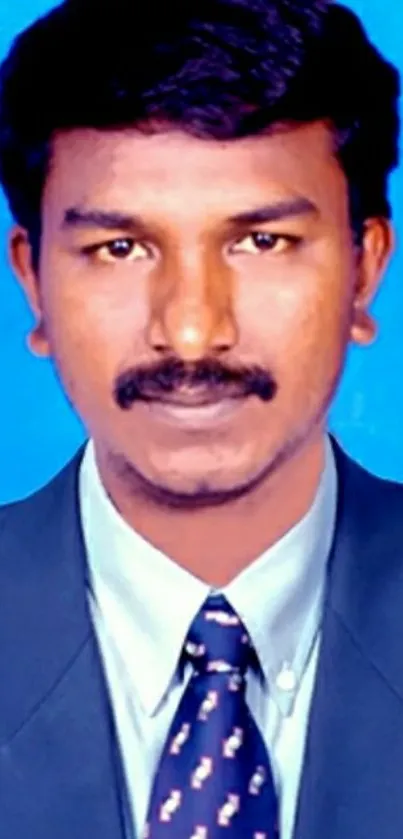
[143,390,241,407]
[146,396,245,429]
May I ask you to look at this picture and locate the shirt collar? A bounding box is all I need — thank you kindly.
[80,435,337,717]
[224,434,337,714]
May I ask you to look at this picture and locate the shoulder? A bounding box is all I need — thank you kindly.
[0,436,403,548]
[332,438,403,530]
[0,447,85,559]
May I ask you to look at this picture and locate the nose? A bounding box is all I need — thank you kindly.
[146,251,238,361]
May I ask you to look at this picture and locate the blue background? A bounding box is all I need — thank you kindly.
[0,0,402,501]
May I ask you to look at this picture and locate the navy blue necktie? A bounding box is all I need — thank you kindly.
[144,594,279,839]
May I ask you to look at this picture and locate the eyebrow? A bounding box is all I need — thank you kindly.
[62,195,318,233]
[62,208,145,232]
[227,196,318,225]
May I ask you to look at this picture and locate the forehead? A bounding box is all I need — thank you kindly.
[44,122,347,224]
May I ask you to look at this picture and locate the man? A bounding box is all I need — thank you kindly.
[0,0,401,837]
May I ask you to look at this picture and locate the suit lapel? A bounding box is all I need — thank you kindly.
[0,449,128,839]
[293,440,403,839]
[2,437,403,839]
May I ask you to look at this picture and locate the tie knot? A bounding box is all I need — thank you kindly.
[184,594,253,676]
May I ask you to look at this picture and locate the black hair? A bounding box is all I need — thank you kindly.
[0,0,400,264]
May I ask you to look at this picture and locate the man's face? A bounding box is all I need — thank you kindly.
[11,122,392,499]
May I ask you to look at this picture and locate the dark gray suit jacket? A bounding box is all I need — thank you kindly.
[1,439,403,838]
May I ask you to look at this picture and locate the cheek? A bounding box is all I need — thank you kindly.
[39,258,149,394]
[236,255,354,379]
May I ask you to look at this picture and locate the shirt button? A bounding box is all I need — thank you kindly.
[275,664,297,692]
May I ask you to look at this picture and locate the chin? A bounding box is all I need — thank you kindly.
[140,461,269,508]
[112,437,279,505]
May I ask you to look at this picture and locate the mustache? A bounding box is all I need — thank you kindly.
[114,357,278,410]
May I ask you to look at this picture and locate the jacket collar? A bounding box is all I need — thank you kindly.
[294,438,403,839]
[1,437,403,839]
[0,445,130,838]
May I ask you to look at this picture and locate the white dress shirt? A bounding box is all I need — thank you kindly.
[79,436,337,839]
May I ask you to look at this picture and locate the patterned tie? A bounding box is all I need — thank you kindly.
[144,594,279,839]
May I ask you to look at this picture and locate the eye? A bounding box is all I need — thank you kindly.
[84,238,150,262]
[231,232,300,255]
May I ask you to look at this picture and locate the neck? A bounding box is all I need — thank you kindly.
[95,429,328,587]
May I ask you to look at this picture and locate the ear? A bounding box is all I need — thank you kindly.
[350,217,395,346]
[8,226,51,357]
